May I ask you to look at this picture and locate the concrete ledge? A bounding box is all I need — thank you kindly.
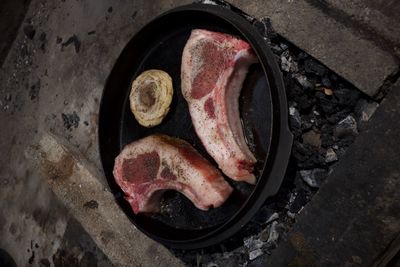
[29,133,183,267]
[228,0,399,97]
[250,80,400,266]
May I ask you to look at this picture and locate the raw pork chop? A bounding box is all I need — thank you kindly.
[181,29,258,184]
[113,134,233,214]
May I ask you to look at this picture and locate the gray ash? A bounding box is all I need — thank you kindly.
[172,3,378,266]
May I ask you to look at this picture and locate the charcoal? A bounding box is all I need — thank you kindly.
[334,115,358,138]
[302,130,321,148]
[270,44,283,54]
[265,212,279,224]
[304,59,327,76]
[301,116,313,131]
[281,55,298,72]
[260,17,278,40]
[334,88,360,107]
[315,91,337,115]
[296,52,308,60]
[321,133,334,148]
[293,74,314,89]
[300,169,328,188]
[321,75,332,88]
[289,107,301,129]
[288,190,308,213]
[292,141,313,162]
[216,253,244,266]
[266,222,279,244]
[279,43,289,51]
[325,148,338,163]
[330,73,338,82]
[244,236,264,251]
[252,206,274,224]
[259,227,269,242]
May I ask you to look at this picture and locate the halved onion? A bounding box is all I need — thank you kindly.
[129,69,173,127]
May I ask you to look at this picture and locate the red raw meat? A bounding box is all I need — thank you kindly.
[113,134,233,214]
[181,29,258,184]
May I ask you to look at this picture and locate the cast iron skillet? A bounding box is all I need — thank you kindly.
[98,3,293,249]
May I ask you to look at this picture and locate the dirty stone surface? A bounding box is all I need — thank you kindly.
[253,79,400,267]
[322,0,400,57]
[0,0,191,266]
[24,133,184,267]
[228,0,399,97]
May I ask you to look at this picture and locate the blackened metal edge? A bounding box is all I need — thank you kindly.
[98,3,293,249]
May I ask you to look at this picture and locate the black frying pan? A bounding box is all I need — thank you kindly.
[98,3,293,249]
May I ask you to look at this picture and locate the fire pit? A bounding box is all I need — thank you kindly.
[169,1,377,266]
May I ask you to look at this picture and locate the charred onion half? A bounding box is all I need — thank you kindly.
[129,69,173,127]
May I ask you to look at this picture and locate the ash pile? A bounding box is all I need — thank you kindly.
[173,1,379,266]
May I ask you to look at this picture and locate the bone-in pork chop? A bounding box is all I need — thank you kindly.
[113,134,233,214]
[181,29,258,184]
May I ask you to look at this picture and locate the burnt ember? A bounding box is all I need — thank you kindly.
[172,2,378,266]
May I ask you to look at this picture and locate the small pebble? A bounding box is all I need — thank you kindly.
[249,249,264,261]
[334,115,358,138]
[266,212,279,224]
[267,221,279,243]
[300,169,328,188]
[293,73,314,89]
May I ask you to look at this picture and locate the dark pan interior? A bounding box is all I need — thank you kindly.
[99,7,279,244]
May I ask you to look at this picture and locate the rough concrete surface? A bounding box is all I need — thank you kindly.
[228,0,399,97]
[316,0,400,57]
[250,80,400,266]
[0,0,191,266]
[27,133,183,267]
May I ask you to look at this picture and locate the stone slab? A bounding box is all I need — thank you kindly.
[28,132,184,267]
[227,0,399,97]
[250,81,400,266]
[0,0,191,265]
[315,0,400,57]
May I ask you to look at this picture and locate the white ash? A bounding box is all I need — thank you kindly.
[293,73,314,89]
[281,53,298,72]
[266,212,279,224]
[266,221,280,244]
[244,236,264,251]
[249,249,264,261]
